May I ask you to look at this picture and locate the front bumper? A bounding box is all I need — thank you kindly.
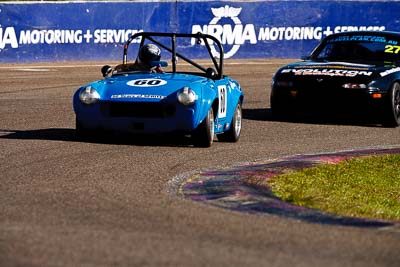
[74,101,197,133]
[271,85,388,111]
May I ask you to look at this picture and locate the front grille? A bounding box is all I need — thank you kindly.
[293,76,364,99]
[295,76,339,90]
[102,102,176,118]
[286,76,372,111]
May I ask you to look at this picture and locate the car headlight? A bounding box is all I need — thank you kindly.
[79,86,100,104]
[275,81,294,87]
[342,83,367,89]
[177,87,198,106]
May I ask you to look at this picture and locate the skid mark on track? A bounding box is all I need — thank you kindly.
[171,146,400,228]
[14,68,51,72]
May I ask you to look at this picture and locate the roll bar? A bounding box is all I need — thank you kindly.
[123,32,224,79]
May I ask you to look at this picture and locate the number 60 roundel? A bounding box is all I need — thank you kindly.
[127,79,167,87]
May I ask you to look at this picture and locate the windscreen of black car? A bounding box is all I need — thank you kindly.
[313,34,400,65]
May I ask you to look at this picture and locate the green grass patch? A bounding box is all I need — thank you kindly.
[268,154,400,221]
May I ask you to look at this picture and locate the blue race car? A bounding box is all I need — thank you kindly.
[73,32,244,147]
[271,31,400,127]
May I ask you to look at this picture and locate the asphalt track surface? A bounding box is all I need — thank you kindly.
[1,60,399,267]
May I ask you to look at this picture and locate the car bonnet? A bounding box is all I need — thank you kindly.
[97,73,209,101]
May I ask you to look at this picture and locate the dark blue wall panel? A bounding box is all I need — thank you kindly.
[0,1,398,62]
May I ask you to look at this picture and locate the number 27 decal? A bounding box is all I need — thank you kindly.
[385,45,400,54]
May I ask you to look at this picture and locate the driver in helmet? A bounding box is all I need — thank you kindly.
[115,43,164,73]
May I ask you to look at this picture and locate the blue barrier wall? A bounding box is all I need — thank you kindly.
[0,1,399,63]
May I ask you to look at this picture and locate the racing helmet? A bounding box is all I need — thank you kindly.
[138,44,161,65]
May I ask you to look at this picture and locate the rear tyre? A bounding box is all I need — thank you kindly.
[382,82,400,127]
[218,103,242,142]
[193,107,214,147]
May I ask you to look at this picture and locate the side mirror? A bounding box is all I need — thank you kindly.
[101,65,112,77]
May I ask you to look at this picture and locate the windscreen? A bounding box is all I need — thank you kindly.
[312,34,400,65]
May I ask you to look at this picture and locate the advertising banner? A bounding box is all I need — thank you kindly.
[0,1,399,63]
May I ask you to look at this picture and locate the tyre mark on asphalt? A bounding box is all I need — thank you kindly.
[0,84,82,95]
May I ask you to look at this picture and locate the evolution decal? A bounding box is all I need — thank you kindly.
[282,68,373,77]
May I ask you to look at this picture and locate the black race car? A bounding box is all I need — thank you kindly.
[270,31,400,127]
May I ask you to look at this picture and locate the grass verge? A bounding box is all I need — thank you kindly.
[268,154,400,221]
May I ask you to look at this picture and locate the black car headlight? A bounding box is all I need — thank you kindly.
[342,83,367,89]
[79,86,100,105]
[275,81,294,87]
[177,87,198,106]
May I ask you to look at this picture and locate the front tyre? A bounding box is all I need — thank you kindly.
[218,103,242,142]
[382,82,400,127]
[193,107,214,147]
